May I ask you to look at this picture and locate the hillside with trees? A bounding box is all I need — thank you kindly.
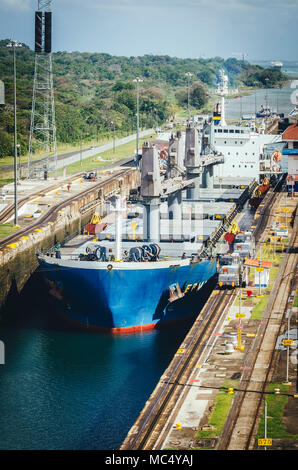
[0,40,288,158]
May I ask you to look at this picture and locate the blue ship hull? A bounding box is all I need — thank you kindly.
[38,256,217,333]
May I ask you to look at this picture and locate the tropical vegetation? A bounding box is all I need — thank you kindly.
[0,40,288,159]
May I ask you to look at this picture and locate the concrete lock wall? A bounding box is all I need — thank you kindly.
[0,169,139,313]
[0,203,85,313]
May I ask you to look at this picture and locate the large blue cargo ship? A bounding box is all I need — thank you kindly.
[37,126,226,334]
[38,248,217,334]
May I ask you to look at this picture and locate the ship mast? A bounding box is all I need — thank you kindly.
[217,69,228,127]
[114,195,126,261]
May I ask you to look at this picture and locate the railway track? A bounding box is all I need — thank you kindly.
[121,174,292,451]
[121,288,237,450]
[0,180,71,226]
[0,166,133,250]
[217,198,298,450]
[252,174,287,241]
[0,169,101,226]
[3,157,292,449]
[0,156,134,226]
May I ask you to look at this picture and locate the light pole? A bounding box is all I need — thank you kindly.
[264,400,268,451]
[16,143,21,181]
[253,81,258,117]
[133,77,143,166]
[285,310,292,385]
[111,121,115,153]
[239,86,243,120]
[236,283,244,350]
[7,40,22,226]
[265,77,270,109]
[185,72,193,122]
[276,85,281,114]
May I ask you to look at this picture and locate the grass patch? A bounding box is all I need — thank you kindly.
[0,177,14,188]
[233,291,270,318]
[0,223,20,240]
[0,133,125,169]
[251,294,270,320]
[294,296,298,308]
[256,383,298,440]
[195,381,238,439]
[269,266,280,283]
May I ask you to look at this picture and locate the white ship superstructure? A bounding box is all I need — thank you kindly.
[207,69,282,183]
[210,123,280,180]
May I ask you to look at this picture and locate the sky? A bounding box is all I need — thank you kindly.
[0,0,297,61]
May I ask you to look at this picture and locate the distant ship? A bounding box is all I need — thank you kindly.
[271,61,283,69]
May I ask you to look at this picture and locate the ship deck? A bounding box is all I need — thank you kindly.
[39,251,194,269]
[57,236,205,260]
[55,181,252,262]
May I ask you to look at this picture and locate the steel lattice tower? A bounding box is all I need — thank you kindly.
[28,1,57,179]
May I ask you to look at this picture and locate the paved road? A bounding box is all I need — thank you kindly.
[1,128,155,172]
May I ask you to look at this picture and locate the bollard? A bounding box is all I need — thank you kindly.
[225,342,234,355]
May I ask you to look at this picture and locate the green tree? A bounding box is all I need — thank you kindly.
[191,84,207,108]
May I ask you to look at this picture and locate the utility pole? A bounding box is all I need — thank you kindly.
[17,144,21,180]
[264,401,268,450]
[284,310,292,385]
[239,86,243,120]
[133,77,143,167]
[236,284,244,350]
[7,40,22,226]
[28,1,57,179]
[80,134,82,167]
[111,121,115,153]
[265,77,270,110]
[253,81,258,117]
[185,72,193,122]
[258,245,262,296]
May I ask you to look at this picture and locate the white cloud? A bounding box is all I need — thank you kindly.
[58,0,298,13]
